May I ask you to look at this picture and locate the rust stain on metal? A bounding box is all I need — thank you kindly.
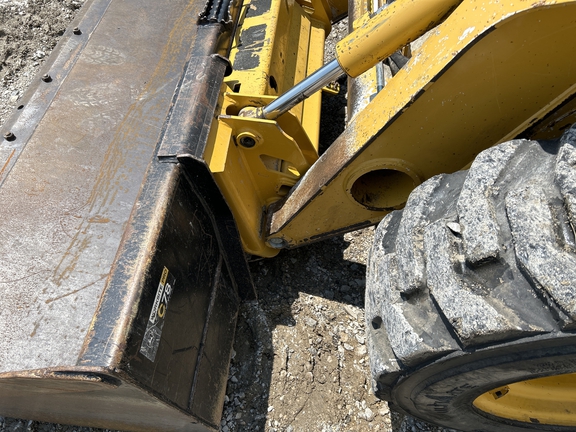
[45,274,109,304]
[52,236,90,286]
[268,125,360,234]
[0,149,16,179]
[87,215,111,223]
[50,2,200,288]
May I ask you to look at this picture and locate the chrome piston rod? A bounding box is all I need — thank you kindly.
[256,59,344,120]
[250,0,460,121]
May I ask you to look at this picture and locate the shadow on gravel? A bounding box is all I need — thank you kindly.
[219,84,458,432]
[222,234,371,432]
[218,86,384,431]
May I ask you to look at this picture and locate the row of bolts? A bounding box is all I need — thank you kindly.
[2,26,83,143]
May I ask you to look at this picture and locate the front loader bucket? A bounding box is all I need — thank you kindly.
[0,0,253,430]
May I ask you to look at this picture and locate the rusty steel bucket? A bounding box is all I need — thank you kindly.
[0,0,252,429]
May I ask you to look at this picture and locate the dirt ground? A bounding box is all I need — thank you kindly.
[0,1,457,431]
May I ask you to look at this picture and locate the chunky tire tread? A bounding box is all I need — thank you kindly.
[457,141,520,264]
[424,219,539,347]
[555,142,576,232]
[366,125,576,431]
[395,176,445,294]
[507,184,576,328]
[370,175,465,368]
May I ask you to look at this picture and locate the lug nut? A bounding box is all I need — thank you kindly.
[3,132,16,141]
[41,73,52,82]
[73,27,82,35]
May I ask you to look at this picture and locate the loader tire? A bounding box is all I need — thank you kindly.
[366,124,576,432]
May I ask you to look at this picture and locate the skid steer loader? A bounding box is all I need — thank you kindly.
[1,0,576,429]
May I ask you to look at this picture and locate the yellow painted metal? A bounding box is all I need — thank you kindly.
[335,0,461,78]
[295,0,332,32]
[300,27,326,147]
[225,0,325,149]
[203,0,325,256]
[347,0,381,122]
[474,373,576,426]
[268,0,576,247]
[209,96,317,257]
[295,0,348,28]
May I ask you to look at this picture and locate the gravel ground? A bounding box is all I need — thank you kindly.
[0,2,457,431]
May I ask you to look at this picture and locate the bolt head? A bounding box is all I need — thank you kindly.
[41,73,52,82]
[73,27,82,35]
[239,136,256,148]
[3,132,15,141]
[267,237,287,249]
